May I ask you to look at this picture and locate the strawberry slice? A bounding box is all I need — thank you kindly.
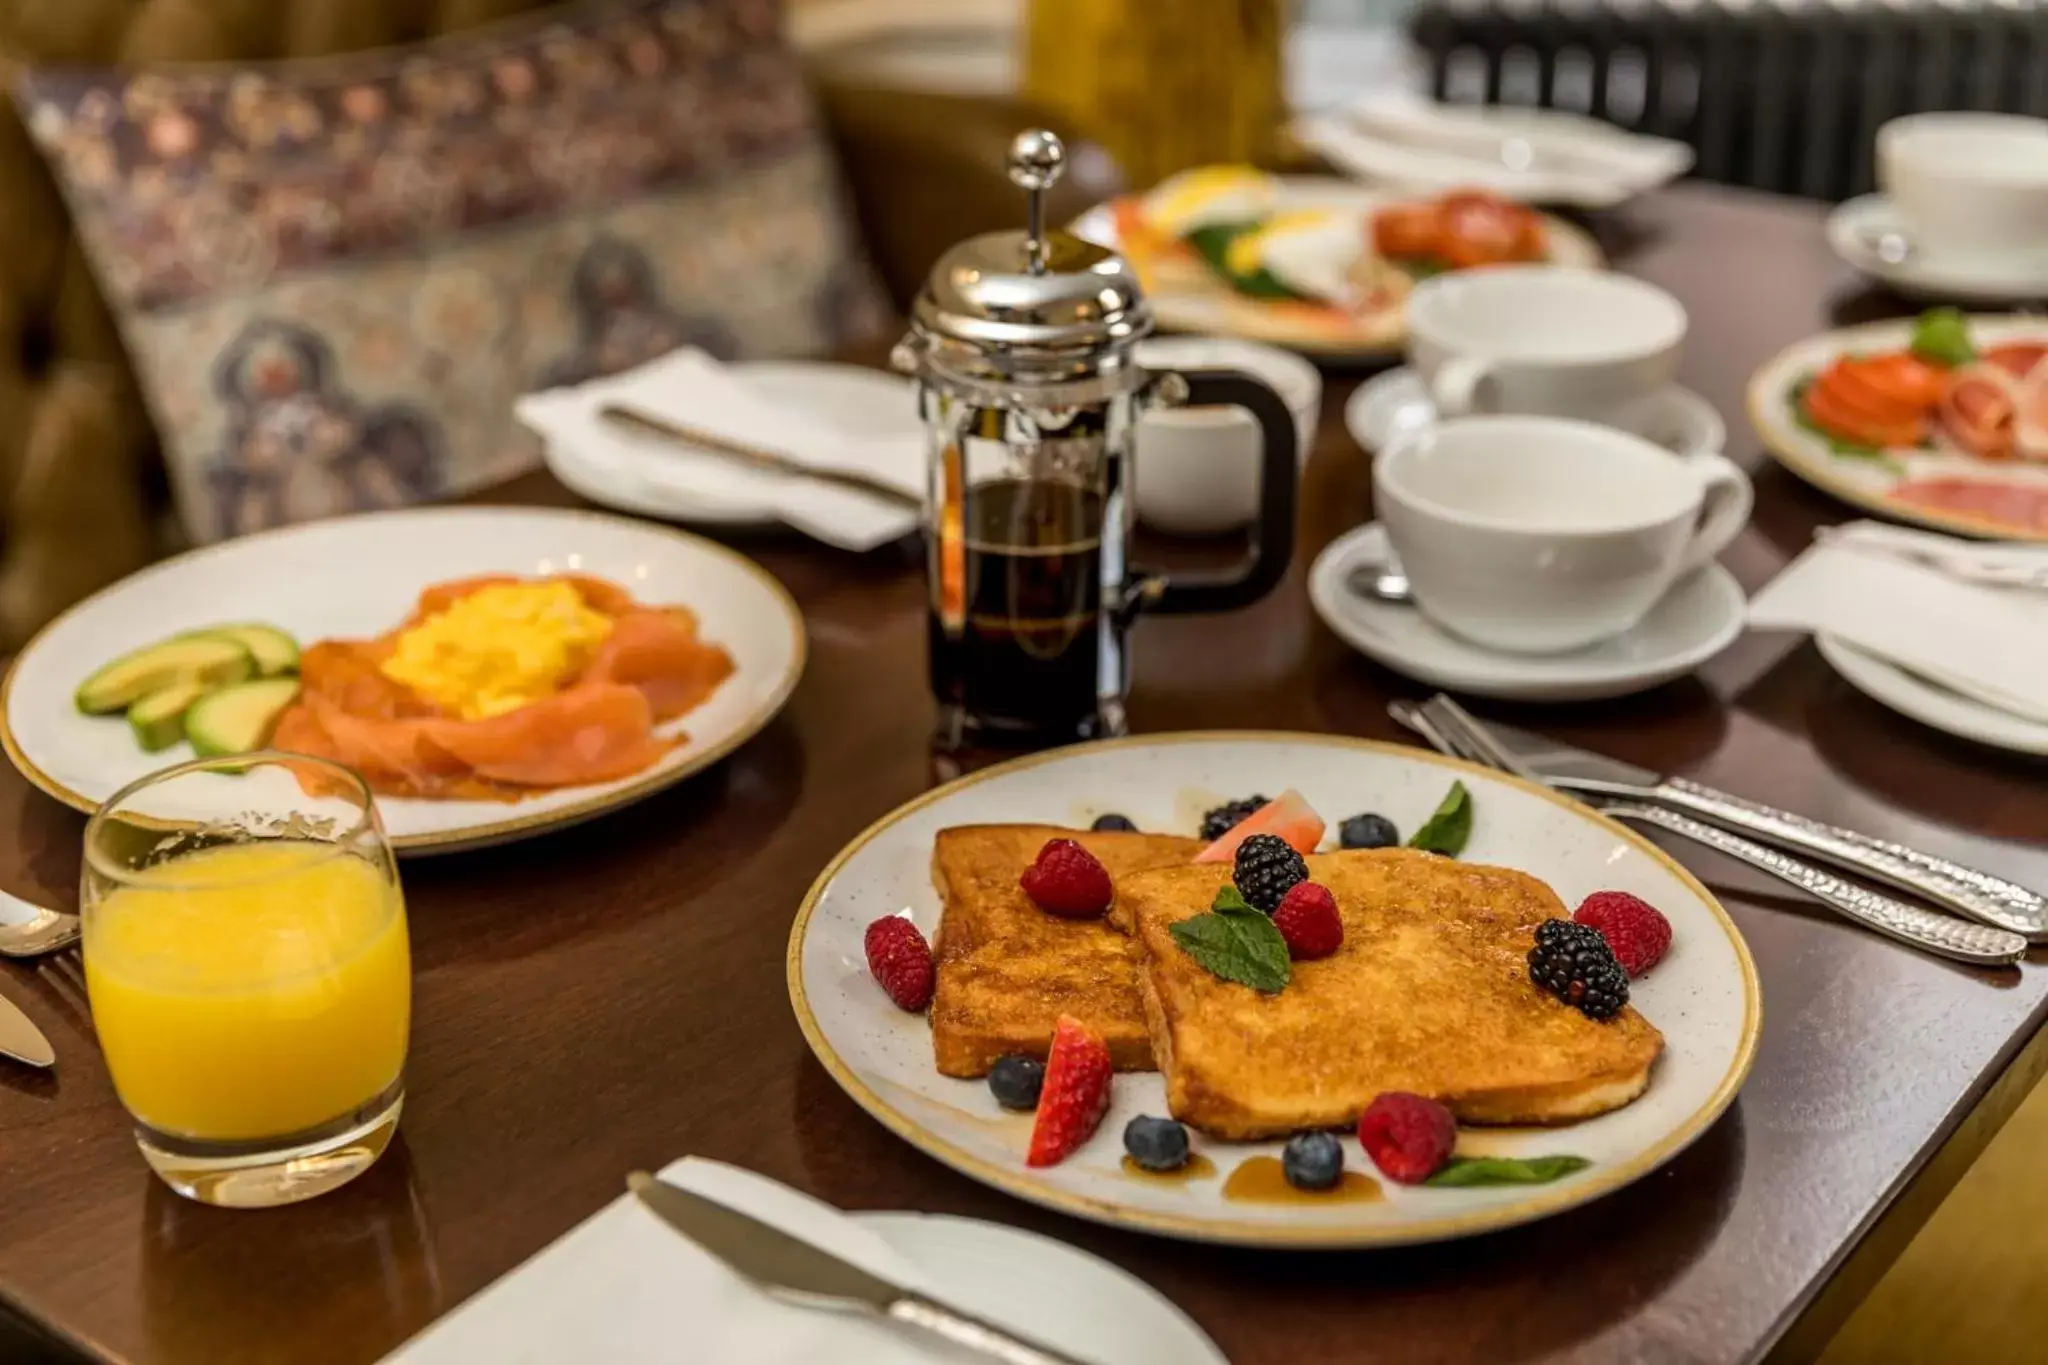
[1194,788,1324,864]
[1025,1015,1113,1168]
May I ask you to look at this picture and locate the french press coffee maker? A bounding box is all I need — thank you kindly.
[894,129,1301,748]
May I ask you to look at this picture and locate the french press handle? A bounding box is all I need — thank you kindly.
[1137,369,1299,615]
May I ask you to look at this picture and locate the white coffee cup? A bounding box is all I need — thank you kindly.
[1375,415,1752,654]
[1133,336,1320,535]
[1407,266,1686,425]
[1878,113,2048,261]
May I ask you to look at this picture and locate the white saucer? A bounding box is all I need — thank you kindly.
[541,361,920,527]
[1344,368,1726,458]
[1309,523,1746,702]
[1828,195,2048,304]
[1818,633,2048,757]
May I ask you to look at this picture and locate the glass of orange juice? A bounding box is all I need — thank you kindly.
[82,752,409,1208]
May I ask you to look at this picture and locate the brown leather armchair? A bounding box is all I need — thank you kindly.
[0,1,1116,647]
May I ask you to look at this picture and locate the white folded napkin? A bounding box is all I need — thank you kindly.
[1748,521,2048,723]
[383,1158,979,1364]
[516,349,923,552]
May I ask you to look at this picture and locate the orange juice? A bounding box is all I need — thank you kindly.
[85,841,409,1142]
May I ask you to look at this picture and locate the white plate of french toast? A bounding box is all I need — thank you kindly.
[787,733,1760,1248]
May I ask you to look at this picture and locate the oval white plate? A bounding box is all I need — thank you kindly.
[1819,633,2048,757]
[788,733,1760,1248]
[542,361,920,528]
[1744,312,2048,543]
[1309,525,1745,703]
[857,1213,1227,1364]
[1071,177,1603,359]
[2,506,804,853]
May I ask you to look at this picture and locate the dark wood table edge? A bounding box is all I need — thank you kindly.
[1763,1010,2048,1363]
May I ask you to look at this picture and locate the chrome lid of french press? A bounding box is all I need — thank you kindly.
[897,130,1153,388]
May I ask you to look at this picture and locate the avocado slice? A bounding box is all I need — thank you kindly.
[186,678,301,758]
[75,636,253,715]
[126,678,214,752]
[192,623,299,677]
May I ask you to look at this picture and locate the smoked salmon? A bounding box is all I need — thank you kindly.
[272,575,734,801]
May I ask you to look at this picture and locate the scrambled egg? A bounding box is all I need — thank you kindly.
[380,582,614,720]
[1142,164,1275,236]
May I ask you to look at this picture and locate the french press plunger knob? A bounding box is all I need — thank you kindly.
[1007,129,1065,275]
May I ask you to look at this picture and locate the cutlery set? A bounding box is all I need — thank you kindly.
[1392,695,2038,966]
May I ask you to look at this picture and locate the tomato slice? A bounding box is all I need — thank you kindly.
[1803,380,1923,449]
[1372,202,1442,261]
[1437,191,1545,269]
[1840,353,1949,409]
[1817,363,1924,425]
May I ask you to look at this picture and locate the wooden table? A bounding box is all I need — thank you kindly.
[3,183,2045,1365]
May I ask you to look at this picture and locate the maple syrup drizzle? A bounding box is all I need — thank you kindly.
[1222,1155,1383,1205]
[1119,1153,1219,1185]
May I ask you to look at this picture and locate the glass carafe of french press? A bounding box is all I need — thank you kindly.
[894,130,1302,749]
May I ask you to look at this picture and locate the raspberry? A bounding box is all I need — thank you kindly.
[1020,838,1114,919]
[1272,882,1343,959]
[863,915,934,1012]
[1357,1092,1457,1184]
[1573,891,1672,977]
[1026,1015,1113,1167]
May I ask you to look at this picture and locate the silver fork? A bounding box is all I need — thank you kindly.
[1409,696,2030,967]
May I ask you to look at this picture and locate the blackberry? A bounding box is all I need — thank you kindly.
[987,1054,1045,1111]
[1281,1131,1344,1191]
[1200,795,1269,841]
[1527,920,1630,1020]
[1122,1115,1191,1172]
[1233,833,1308,912]
[1339,812,1400,850]
[1090,813,1138,832]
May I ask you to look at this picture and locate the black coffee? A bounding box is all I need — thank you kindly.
[928,476,1120,745]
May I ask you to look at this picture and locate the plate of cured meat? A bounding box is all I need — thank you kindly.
[1071,171,1602,358]
[1,506,804,852]
[1747,309,2048,541]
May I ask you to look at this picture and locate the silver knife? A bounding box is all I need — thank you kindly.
[627,1172,1099,1365]
[0,990,54,1068]
[1480,716,2048,942]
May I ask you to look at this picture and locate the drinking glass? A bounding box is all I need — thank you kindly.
[82,752,409,1208]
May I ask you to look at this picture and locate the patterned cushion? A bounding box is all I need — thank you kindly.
[15,0,889,542]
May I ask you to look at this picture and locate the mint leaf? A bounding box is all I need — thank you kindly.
[1425,1154,1590,1187]
[1910,306,1975,368]
[1408,780,1473,857]
[1170,904,1290,993]
[1212,884,1255,914]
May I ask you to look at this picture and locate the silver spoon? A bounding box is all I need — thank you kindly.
[0,891,79,958]
[1344,557,1414,604]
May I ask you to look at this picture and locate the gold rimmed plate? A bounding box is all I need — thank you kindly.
[787,733,1760,1248]
[2,506,805,854]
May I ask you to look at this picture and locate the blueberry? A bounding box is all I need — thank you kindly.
[1340,812,1400,850]
[1281,1131,1344,1191]
[1123,1115,1191,1172]
[988,1055,1045,1111]
[1091,813,1138,832]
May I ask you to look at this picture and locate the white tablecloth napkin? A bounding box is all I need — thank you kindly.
[382,1158,988,1364]
[516,349,923,552]
[1748,521,2048,723]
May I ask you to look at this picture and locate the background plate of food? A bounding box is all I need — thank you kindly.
[2,507,804,853]
[1747,309,2048,541]
[1070,169,1604,357]
[788,734,1759,1248]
